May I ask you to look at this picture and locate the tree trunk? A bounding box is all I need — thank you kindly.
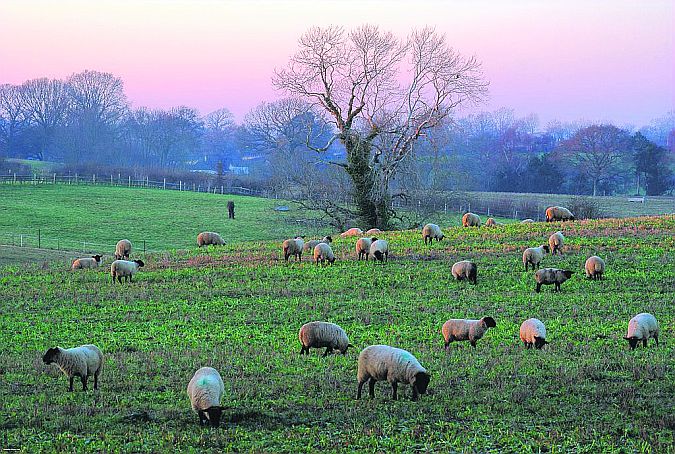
[343,134,391,229]
[592,178,597,197]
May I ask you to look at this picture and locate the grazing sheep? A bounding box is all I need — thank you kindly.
[422,223,444,245]
[187,367,225,427]
[356,237,377,261]
[545,206,575,222]
[521,219,535,223]
[451,260,477,284]
[356,345,430,401]
[303,236,332,252]
[534,268,573,293]
[624,313,659,350]
[519,318,548,349]
[584,255,605,280]
[313,242,336,265]
[298,321,352,357]
[442,317,496,348]
[485,217,502,227]
[42,344,103,391]
[111,259,144,284]
[365,228,382,235]
[71,254,103,270]
[522,245,551,271]
[227,200,235,219]
[462,212,481,227]
[282,236,305,262]
[548,231,565,255]
[340,228,363,238]
[114,239,132,260]
[197,232,225,247]
[369,239,389,263]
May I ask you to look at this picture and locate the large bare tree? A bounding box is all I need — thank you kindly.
[0,84,28,158]
[274,25,488,228]
[19,78,70,160]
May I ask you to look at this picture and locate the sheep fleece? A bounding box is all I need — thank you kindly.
[520,318,546,344]
[50,345,103,380]
[442,319,489,343]
[72,258,99,269]
[357,345,426,386]
[626,313,659,341]
[187,367,225,412]
[299,322,349,351]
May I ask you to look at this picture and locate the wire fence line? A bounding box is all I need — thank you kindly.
[0,231,159,255]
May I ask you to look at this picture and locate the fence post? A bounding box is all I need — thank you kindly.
[180,181,182,191]
[146,176,149,187]
[53,173,56,184]
[487,207,490,216]
[93,174,96,184]
[163,178,166,190]
[193,183,196,191]
[128,176,131,187]
[38,229,41,249]
[143,240,146,254]
[221,185,223,194]
[20,234,23,247]
[111,174,113,185]
[75,174,78,184]
[13,172,16,183]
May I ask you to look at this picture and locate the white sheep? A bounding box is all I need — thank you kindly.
[624,313,659,350]
[451,260,478,284]
[519,318,548,349]
[298,321,352,356]
[462,212,481,227]
[521,219,535,223]
[422,223,444,245]
[356,345,430,401]
[340,228,363,238]
[197,231,225,247]
[546,206,575,222]
[313,242,336,265]
[42,344,103,391]
[71,254,103,270]
[365,228,382,235]
[548,231,565,255]
[356,237,377,261]
[114,239,132,260]
[282,236,305,262]
[534,268,573,292]
[485,217,502,227]
[303,236,332,252]
[369,239,389,263]
[584,256,605,280]
[442,317,496,348]
[522,245,550,271]
[187,367,225,427]
[111,259,145,283]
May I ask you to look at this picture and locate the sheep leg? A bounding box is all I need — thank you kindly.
[322,347,332,357]
[555,282,561,291]
[198,411,208,426]
[470,340,477,348]
[535,283,542,293]
[117,275,122,284]
[412,385,419,401]
[81,375,88,391]
[69,376,74,392]
[93,373,99,390]
[368,378,376,398]
[444,341,450,351]
[654,335,659,346]
[524,263,529,271]
[643,339,647,348]
[391,381,398,400]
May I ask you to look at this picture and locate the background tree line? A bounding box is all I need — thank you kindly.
[1,69,673,203]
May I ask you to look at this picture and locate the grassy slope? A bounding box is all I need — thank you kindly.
[0,215,673,452]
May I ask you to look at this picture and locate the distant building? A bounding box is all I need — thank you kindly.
[228,164,249,175]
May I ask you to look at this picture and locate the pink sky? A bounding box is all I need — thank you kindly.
[1,0,672,127]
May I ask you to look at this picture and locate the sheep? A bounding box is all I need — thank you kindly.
[187,367,225,427]
[356,237,377,261]
[522,245,551,271]
[545,206,575,222]
[356,345,430,401]
[369,239,389,263]
[298,321,352,357]
[340,228,363,238]
[485,217,502,227]
[282,236,304,262]
[111,259,144,283]
[71,254,103,270]
[227,200,235,219]
[462,212,481,227]
[519,318,548,349]
[548,231,565,255]
[42,344,103,391]
[197,231,225,247]
[313,242,336,265]
[585,255,605,280]
[365,228,382,235]
[442,317,496,348]
[624,313,659,350]
[521,219,535,223]
[534,268,573,293]
[451,260,477,284]
[303,236,332,252]
[422,223,444,245]
[114,239,132,260]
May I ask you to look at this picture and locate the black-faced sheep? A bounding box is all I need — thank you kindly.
[522,245,550,271]
[356,345,430,401]
[422,224,444,245]
[114,239,132,260]
[282,236,304,262]
[303,236,332,252]
[545,206,575,222]
[313,242,336,265]
[298,321,352,356]
[534,268,573,292]
[187,367,225,427]
[548,231,565,255]
[356,237,376,261]
[369,239,389,263]
[71,255,103,270]
[111,259,144,283]
[442,317,496,348]
[451,260,477,284]
[520,318,548,349]
[42,344,103,391]
[624,313,659,350]
[584,255,605,280]
[462,212,481,227]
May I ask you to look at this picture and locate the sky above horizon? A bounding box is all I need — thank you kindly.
[1,0,672,128]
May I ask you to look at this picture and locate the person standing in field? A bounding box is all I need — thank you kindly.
[227,200,235,219]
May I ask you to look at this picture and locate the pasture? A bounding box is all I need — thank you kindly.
[0,195,673,451]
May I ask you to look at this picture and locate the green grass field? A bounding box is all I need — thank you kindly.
[0,185,672,452]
